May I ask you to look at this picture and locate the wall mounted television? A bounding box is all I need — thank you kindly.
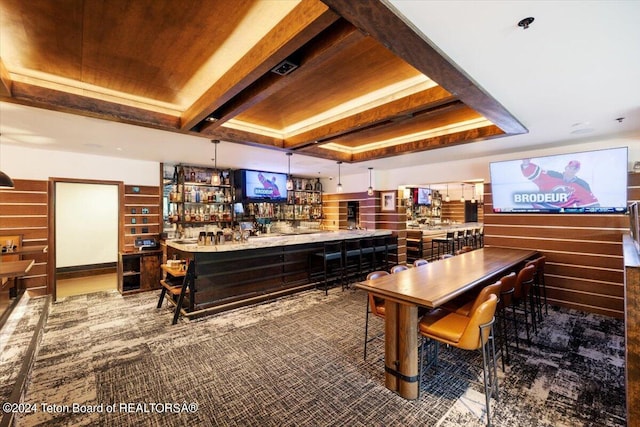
[489,147,628,213]
[235,169,288,203]
[412,187,431,205]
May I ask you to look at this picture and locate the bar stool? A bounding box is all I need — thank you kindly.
[309,240,344,295]
[373,236,389,270]
[363,270,390,360]
[431,231,455,260]
[418,294,499,424]
[512,264,537,344]
[343,239,362,285]
[457,229,470,249]
[385,235,398,264]
[359,237,376,277]
[526,256,548,319]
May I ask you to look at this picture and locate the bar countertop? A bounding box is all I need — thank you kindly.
[166,229,392,253]
[407,222,483,236]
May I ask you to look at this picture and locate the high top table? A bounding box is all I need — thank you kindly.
[356,246,538,399]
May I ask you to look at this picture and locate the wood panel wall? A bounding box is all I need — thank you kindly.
[483,173,639,318]
[441,200,484,224]
[322,190,405,265]
[0,179,49,296]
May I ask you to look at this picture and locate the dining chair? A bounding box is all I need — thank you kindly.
[363,270,390,360]
[390,264,409,274]
[413,258,429,267]
[418,293,499,426]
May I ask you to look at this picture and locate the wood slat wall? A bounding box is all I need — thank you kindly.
[483,173,639,318]
[322,190,405,265]
[0,179,49,296]
[441,200,484,224]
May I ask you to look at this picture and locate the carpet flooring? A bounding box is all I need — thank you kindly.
[4,287,627,426]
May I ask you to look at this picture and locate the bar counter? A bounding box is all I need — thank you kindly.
[406,222,483,261]
[162,229,392,322]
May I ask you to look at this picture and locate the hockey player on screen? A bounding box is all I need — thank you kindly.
[520,159,599,209]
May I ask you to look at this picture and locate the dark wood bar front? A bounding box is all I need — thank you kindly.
[162,230,392,322]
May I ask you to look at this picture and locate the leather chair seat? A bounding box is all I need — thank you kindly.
[420,311,468,343]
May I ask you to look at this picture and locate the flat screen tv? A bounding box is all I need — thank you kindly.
[416,187,431,205]
[236,169,288,203]
[489,147,628,213]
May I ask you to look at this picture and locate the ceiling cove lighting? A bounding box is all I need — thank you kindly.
[367,167,374,196]
[211,140,221,186]
[286,152,294,191]
[0,134,15,189]
[336,161,343,193]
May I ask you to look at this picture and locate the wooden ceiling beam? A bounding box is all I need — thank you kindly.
[284,86,456,148]
[4,81,180,129]
[350,125,505,162]
[297,124,504,162]
[0,59,12,97]
[322,0,527,136]
[181,0,339,131]
[198,19,365,133]
[198,125,285,151]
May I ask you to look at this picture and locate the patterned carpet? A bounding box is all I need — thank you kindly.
[4,287,626,426]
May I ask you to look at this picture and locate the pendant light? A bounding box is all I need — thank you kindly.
[0,134,14,189]
[444,184,450,202]
[286,152,294,191]
[471,185,476,204]
[336,161,343,193]
[211,140,221,185]
[367,167,374,196]
[460,183,465,203]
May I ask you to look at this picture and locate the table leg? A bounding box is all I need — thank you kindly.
[384,300,419,400]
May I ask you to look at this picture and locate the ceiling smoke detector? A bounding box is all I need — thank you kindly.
[271,59,299,76]
[518,17,535,29]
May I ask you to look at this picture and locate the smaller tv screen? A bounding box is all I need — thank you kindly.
[243,170,288,202]
[490,147,628,213]
[417,188,431,205]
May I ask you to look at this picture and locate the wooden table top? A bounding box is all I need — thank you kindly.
[356,246,538,308]
[0,259,35,279]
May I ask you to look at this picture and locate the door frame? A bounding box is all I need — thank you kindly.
[48,178,124,301]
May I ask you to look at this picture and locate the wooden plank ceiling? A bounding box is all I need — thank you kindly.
[0,0,526,163]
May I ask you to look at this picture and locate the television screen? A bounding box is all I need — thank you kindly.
[490,147,628,213]
[417,188,431,205]
[242,169,288,202]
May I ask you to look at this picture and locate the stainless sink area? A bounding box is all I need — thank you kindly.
[170,239,198,245]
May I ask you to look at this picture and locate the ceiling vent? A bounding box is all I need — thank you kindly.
[271,59,299,76]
